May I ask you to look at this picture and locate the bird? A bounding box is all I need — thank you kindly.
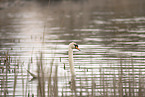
[68,42,80,77]
[27,42,80,78]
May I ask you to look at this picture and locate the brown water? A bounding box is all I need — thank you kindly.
[0,0,145,96]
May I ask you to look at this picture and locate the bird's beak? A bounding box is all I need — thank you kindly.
[76,47,81,51]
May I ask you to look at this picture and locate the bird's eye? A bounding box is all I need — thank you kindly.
[74,44,78,48]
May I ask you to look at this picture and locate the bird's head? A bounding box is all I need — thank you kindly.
[69,42,80,51]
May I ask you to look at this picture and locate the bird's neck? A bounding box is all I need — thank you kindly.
[68,48,75,76]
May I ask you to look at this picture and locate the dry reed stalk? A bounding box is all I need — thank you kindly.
[99,67,102,96]
[4,52,9,97]
[138,70,143,97]
[13,68,17,97]
[102,69,105,96]
[47,58,54,97]
[37,53,45,97]
[131,57,135,96]
[25,62,30,96]
[21,62,24,97]
[91,73,94,97]
[53,64,58,97]
[40,53,45,97]
[0,72,4,96]
[79,77,82,97]
[113,74,117,97]
[118,59,123,97]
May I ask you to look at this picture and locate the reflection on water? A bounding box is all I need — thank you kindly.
[0,0,145,96]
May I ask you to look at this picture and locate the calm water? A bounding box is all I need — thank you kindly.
[0,0,145,96]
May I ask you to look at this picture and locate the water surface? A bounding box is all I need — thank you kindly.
[0,0,145,96]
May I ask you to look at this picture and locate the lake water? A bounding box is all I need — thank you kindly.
[0,0,145,96]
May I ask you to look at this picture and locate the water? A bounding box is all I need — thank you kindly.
[0,0,145,96]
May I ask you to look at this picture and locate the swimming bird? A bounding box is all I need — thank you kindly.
[27,42,80,78]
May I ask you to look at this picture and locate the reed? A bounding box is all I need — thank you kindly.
[13,68,17,97]
[53,64,58,97]
[32,52,59,97]
[119,59,123,97]
[138,70,143,96]
[0,52,17,96]
[4,52,9,97]
[21,62,25,97]
[47,56,54,97]
[28,56,145,96]
[36,53,45,97]
[25,62,30,96]
[1,51,145,97]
